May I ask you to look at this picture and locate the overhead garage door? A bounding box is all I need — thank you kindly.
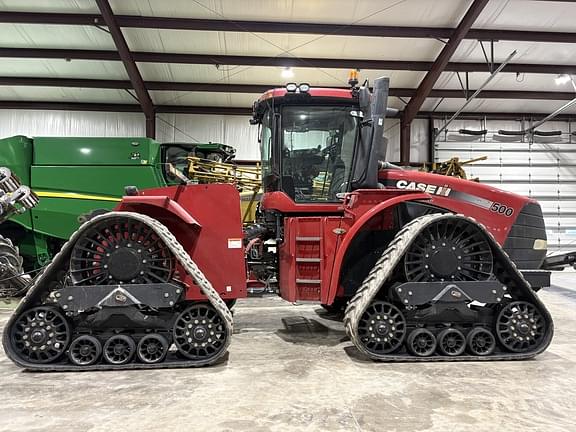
[434,118,576,255]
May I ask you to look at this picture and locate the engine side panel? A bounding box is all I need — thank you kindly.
[380,169,547,268]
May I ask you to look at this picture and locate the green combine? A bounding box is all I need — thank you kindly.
[0,135,235,273]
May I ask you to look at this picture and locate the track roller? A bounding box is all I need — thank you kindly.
[103,335,136,365]
[437,329,466,356]
[406,329,436,357]
[68,335,102,366]
[466,328,496,356]
[137,334,169,364]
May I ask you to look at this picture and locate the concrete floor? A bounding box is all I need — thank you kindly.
[0,274,575,432]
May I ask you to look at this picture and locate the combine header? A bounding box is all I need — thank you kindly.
[3,76,553,370]
[0,168,39,297]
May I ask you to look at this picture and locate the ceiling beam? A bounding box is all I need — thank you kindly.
[0,101,253,115]
[403,0,490,121]
[401,0,489,165]
[2,47,573,75]
[1,76,575,101]
[95,0,155,138]
[2,11,576,44]
[1,100,574,122]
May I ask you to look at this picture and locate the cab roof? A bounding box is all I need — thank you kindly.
[258,87,355,103]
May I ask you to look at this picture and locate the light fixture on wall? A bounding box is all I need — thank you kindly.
[555,74,576,92]
[281,67,294,79]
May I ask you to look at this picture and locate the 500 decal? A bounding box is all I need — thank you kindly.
[395,180,452,196]
[490,202,514,217]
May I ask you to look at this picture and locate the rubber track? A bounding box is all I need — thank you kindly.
[2,211,233,371]
[343,213,554,362]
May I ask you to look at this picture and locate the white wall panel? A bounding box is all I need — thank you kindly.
[0,109,145,137]
[385,118,428,163]
[156,113,260,160]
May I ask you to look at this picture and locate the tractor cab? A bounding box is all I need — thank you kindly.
[251,77,390,208]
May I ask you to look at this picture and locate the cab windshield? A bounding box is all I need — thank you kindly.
[280,105,358,202]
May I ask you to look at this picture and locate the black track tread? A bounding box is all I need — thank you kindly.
[343,213,554,362]
[2,211,233,371]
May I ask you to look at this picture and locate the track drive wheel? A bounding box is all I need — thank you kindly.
[70,215,174,286]
[173,303,228,362]
[68,335,102,366]
[103,335,136,365]
[437,328,466,356]
[137,334,169,364]
[404,217,493,282]
[356,301,406,355]
[407,328,437,357]
[10,306,70,364]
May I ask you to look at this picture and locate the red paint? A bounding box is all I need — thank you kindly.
[116,184,246,302]
[279,216,342,302]
[261,191,344,214]
[258,87,354,103]
[120,195,201,226]
[324,190,430,305]
[114,168,536,308]
[270,188,429,305]
[380,170,532,244]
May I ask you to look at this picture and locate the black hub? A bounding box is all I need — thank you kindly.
[137,334,169,364]
[69,216,174,285]
[467,328,496,356]
[404,218,493,282]
[496,301,546,353]
[68,335,102,366]
[357,301,406,355]
[407,328,437,357]
[10,306,70,364]
[173,304,227,361]
[108,248,142,281]
[103,335,136,364]
[437,328,466,356]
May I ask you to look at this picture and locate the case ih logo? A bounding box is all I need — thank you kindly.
[395,180,452,196]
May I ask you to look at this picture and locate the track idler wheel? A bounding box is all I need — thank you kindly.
[103,335,136,365]
[137,334,169,364]
[68,335,102,366]
[466,328,496,356]
[496,301,546,353]
[407,328,437,357]
[437,328,466,356]
[356,301,406,355]
[173,304,228,362]
[10,306,70,363]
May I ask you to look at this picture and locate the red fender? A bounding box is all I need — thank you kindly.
[323,192,431,305]
[116,195,201,227]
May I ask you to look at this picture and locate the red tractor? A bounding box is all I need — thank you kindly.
[3,77,553,370]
